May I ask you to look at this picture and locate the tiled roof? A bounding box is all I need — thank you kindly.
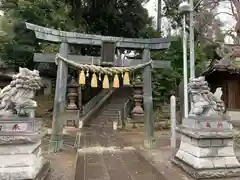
[203,44,240,75]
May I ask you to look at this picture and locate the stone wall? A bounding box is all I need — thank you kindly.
[227,111,240,122]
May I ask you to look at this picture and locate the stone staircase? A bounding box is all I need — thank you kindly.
[86,86,132,128]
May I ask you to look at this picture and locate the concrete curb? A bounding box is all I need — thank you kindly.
[46,127,80,135]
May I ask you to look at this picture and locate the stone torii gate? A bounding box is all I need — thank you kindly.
[26,22,175,152]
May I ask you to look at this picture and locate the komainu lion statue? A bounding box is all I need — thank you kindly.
[189,76,225,117]
[0,67,42,117]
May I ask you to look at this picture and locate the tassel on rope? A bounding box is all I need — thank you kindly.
[91,73,98,88]
[123,71,130,85]
[113,74,120,88]
[79,70,86,85]
[102,74,109,89]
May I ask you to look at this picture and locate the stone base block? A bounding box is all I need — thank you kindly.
[0,140,50,180]
[61,110,79,127]
[144,137,157,149]
[172,156,240,179]
[0,160,50,180]
[175,148,240,169]
[176,135,240,169]
[34,158,50,180]
[174,122,240,179]
[131,114,144,123]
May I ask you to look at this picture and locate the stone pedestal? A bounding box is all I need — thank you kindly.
[0,140,49,180]
[172,116,240,179]
[61,110,80,128]
[0,118,50,180]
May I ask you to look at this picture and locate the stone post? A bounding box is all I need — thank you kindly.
[78,85,82,116]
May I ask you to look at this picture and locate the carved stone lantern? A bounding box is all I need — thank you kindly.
[67,77,78,110]
[64,76,79,127]
[131,75,144,127]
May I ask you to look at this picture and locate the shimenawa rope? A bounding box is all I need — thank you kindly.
[55,53,152,75]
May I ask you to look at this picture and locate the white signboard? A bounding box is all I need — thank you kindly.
[0,123,28,132]
[0,119,35,136]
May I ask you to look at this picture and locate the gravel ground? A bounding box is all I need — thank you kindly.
[41,141,77,180]
[38,116,78,180]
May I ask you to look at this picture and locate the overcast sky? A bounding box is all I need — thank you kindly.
[144,0,236,42]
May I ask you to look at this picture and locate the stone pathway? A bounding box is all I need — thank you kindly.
[75,120,167,180]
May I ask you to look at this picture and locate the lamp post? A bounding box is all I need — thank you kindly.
[189,0,195,78]
[179,1,191,118]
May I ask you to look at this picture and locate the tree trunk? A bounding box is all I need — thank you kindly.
[230,0,240,44]
[236,21,240,44]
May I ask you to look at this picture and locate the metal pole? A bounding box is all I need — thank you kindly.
[170,95,176,148]
[189,0,195,78]
[183,14,188,118]
[157,0,162,32]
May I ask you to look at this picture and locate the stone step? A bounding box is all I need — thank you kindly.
[97,116,119,119]
[100,111,119,116]
[86,87,131,129]
[100,112,120,115]
[98,116,119,118]
[92,117,119,120]
[0,154,38,168]
[108,99,129,101]
[101,108,122,111]
[86,124,114,128]
[100,110,121,112]
[98,114,119,117]
[96,118,119,121]
[104,104,123,105]
[103,104,123,107]
[99,111,120,114]
[100,109,122,112]
[0,159,50,180]
[0,141,41,155]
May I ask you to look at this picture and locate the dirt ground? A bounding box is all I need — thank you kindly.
[118,125,240,180]
[41,138,77,180]
[41,126,171,180]
[41,123,240,180]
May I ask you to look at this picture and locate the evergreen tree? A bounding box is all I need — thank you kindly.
[0,0,155,69]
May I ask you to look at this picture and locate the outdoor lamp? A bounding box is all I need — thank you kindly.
[178,1,192,13]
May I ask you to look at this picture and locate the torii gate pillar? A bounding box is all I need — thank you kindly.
[49,43,69,152]
[142,48,155,148]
